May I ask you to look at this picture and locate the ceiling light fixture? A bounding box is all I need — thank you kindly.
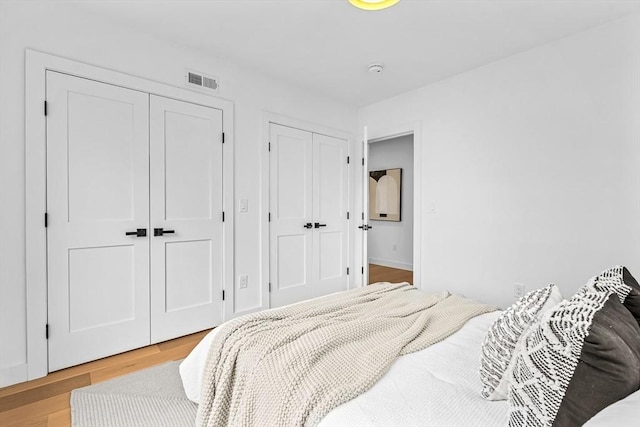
[348,0,399,11]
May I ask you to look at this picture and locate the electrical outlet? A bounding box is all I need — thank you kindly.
[514,283,525,299]
[239,275,248,289]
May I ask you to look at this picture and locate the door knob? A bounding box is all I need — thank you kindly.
[314,223,327,228]
[154,228,176,236]
[125,228,147,237]
[303,223,313,229]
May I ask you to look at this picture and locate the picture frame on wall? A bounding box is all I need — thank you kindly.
[369,168,402,222]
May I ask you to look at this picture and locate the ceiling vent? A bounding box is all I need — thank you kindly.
[185,69,220,93]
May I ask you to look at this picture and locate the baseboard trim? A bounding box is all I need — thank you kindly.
[368,257,413,271]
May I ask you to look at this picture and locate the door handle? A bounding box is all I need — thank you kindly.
[125,228,147,237]
[154,228,176,236]
[358,225,372,231]
[314,223,327,228]
[303,223,313,229]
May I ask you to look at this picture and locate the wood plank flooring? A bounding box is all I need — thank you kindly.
[369,263,413,285]
[0,329,210,427]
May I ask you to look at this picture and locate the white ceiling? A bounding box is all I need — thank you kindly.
[71,0,639,107]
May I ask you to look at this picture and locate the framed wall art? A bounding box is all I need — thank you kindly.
[369,168,401,221]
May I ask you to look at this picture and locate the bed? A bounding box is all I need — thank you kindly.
[182,310,512,425]
[180,269,640,427]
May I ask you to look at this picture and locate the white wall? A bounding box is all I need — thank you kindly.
[0,2,357,386]
[359,15,640,309]
[368,135,414,270]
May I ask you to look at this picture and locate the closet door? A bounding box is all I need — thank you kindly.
[269,124,314,307]
[46,71,150,371]
[149,95,224,343]
[312,134,349,297]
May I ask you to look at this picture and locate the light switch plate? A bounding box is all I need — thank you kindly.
[239,275,248,289]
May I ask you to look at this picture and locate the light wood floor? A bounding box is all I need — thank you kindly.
[369,263,413,285]
[0,329,210,427]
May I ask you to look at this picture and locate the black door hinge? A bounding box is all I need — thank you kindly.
[44,212,48,228]
[361,267,364,274]
[222,132,225,144]
[268,142,271,152]
[361,212,365,220]
[44,101,48,116]
[362,158,365,165]
[222,290,225,301]
[347,156,350,164]
[222,211,225,222]
[347,212,350,220]
[268,283,271,292]
[347,267,350,275]
[45,324,49,339]
[268,212,271,222]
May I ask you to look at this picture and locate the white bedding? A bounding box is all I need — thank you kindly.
[181,309,637,426]
[181,311,510,425]
[319,311,508,426]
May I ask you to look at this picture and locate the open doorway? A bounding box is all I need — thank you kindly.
[367,134,414,285]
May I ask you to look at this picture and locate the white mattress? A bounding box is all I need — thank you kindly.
[180,309,637,426]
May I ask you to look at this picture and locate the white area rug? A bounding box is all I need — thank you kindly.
[71,361,197,427]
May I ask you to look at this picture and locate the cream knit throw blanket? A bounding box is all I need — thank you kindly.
[196,283,495,427]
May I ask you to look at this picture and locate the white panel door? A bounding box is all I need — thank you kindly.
[46,71,150,371]
[269,124,314,308]
[362,127,370,286]
[149,95,224,343]
[312,134,349,297]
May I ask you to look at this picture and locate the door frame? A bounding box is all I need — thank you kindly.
[260,112,354,315]
[25,50,234,382]
[360,121,422,289]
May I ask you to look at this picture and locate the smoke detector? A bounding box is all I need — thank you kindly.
[368,63,384,74]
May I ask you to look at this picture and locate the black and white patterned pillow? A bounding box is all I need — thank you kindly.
[508,267,640,427]
[588,265,640,323]
[479,284,563,400]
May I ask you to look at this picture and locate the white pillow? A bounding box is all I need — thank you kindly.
[479,284,563,400]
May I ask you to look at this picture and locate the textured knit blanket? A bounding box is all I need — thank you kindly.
[196,282,495,427]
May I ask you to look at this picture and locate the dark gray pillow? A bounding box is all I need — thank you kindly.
[508,268,640,427]
[553,294,640,426]
[621,266,640,325]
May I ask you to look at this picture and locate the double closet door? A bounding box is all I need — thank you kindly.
[269,124,349,308]
[46,71,224,371]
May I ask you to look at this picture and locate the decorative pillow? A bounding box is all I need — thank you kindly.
[588,265,640,325]
[508,268,640,427]
[621,266,640,325]
[479,284,563,400]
